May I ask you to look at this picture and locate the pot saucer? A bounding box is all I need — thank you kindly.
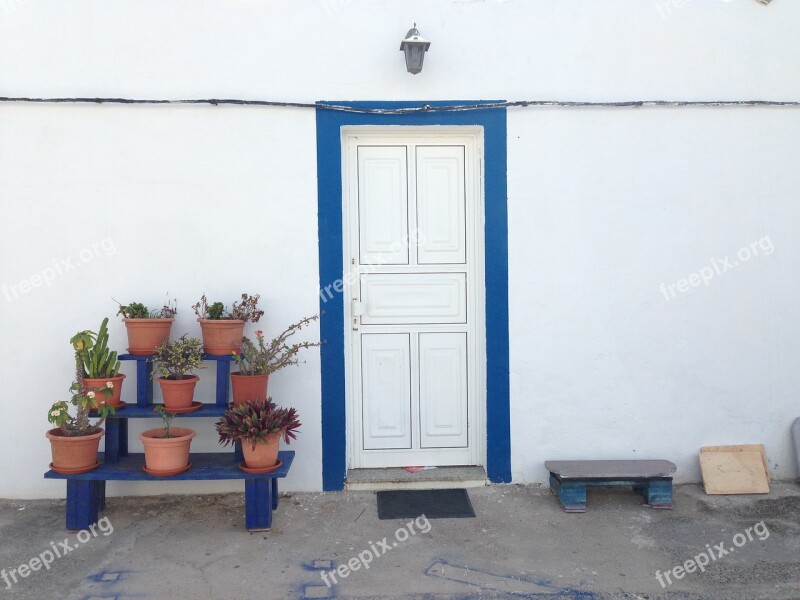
[49,462,100,475]
[238,459,282,474]
[143,462,192,477]
[161,402,202,414]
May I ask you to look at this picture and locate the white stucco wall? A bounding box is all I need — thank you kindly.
[1,0,798,497]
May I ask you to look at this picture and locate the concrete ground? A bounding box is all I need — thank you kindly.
[1,482,799,600]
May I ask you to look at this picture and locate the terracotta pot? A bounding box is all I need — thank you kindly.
[230,372,269,405]
[46,428,103,474]
[123,318,174,355]
[140,427,195,475]
[197,319,245,355]
[242,433,280,469]
[82,374,126,408]
[156,375,199,410]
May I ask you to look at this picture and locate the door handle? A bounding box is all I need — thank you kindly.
[351,299,365,330]
[351,300,366,316]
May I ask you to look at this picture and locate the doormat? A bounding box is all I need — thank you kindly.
[377,488,475,520]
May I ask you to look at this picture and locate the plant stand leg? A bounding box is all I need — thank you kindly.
[549,473,559,495]
[105,418,121,463]
[557,481,587,513]
[215,359,230,407]
[645,479,673,509]
[119,419,128,457]
[95,481,106,511]
[272,477,279,510]
[234,441,244,463]
[136,359,153,407]
[66,480,99,532]
[245,479,272,531]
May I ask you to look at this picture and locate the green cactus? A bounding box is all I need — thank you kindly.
[74,318,121,379]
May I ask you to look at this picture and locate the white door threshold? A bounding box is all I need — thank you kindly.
[346,466,488,491]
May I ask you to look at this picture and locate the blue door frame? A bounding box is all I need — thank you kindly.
[316,101,510,490]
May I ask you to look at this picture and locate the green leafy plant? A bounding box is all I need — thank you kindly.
[192,293,264,323]
[153,335,204,380]
[72,318,121,379]
[153,406,177,438]
[233,315,320,376]
[115,296,177,319]
[48,332,116,436]
[215,399,301,450]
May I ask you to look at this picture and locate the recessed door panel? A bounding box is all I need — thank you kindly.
[361,333,411,450]
[357,146,408,265]
[419,333,468,448]
[360,273,467,324]
[416,146,466,265]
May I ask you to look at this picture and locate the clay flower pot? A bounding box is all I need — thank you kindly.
[242,433,280,469]
[82,374,126,408]
[46,428,103,474]
[123,318,174,355]
[156,375,199,410]
[197,319,245,355]
[140,427,196,476]
[230,372,269,405]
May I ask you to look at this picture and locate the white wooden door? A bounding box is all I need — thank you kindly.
[343,128,485,469]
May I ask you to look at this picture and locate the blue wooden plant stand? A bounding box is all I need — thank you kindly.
[44,354,294,532]
[545,460,676,513]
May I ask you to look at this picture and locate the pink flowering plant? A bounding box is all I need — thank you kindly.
[233,315,320,376]
[48,329,116,436]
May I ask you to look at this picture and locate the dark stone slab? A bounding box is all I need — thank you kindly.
[545,460,676,480]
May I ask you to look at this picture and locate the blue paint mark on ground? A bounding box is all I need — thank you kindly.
[425,558,599,599]
[85,569,134,584]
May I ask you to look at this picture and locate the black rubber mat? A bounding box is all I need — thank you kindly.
[376,488,476,519]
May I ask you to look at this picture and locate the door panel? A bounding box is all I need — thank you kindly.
[419,332,468,448]
[360,333,411,450]
[416,146,467,265]
[357,146,409,265]
[360,273,467,325]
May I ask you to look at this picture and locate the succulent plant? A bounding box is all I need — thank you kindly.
[49,324,118,436]
[233,315,320,376]
[192,293,264,322]
[72,318,120,379]
[153,335,204,380]
[215,399,300,450]
[115,296,177,319]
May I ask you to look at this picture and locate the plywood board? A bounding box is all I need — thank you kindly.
[699,444,770,494]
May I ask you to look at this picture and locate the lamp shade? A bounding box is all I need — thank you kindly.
[399,25,430,75]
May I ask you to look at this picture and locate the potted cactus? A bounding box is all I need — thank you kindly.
[47,332,117,474]
[153,335,204,411]
[115,297,177,355]
[140,406,196,476]
[215,399,300,473]
[231,315,320,405]
[75,318,125,408]
[192,293,264,355]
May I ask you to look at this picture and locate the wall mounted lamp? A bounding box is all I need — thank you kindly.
[400,23,430,75]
